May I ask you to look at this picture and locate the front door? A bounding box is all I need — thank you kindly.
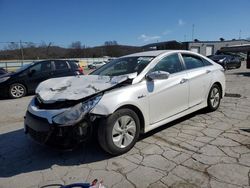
[148,53,189,124]
[27,61,52,92]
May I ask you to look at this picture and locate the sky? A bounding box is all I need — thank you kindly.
[0,0,250,49]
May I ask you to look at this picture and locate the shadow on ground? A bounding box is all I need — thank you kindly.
[0,129,111,177]
[0,108,206,178]
[0,94,34,101]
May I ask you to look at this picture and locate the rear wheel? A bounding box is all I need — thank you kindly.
[236,64,241,69]
[9,83,26,98]
[207,84,221,111]
[98,108,140,155]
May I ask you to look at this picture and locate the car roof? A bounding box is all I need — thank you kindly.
[35,59,77,63]
[122,50,170,57]
[122,50,198,58]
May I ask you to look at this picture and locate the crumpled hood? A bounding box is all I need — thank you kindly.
[36,74,134,104]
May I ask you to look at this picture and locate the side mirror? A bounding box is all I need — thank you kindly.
[145,71,170,81]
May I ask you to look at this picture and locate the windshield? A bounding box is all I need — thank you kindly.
[15,63,33,73]
[91,56,154,76]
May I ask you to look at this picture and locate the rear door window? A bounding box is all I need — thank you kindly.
[55,61,69,70]
[181,54,204,70]
[40,61,52,72]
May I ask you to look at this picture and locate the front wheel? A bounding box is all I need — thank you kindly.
[9,83,27,99]
[207,84,221,111]
[98,108,140,155]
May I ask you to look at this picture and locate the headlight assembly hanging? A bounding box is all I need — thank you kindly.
[53,95,102,125]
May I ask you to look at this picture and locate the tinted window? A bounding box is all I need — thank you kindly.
[40,61,52,71]
[30,63,41,73]
[182,54,204,70]
[152,54,183,74]
[55,61,68,70]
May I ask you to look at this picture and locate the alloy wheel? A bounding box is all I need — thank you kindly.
[10,84,25,98]
[112,115,136,148]
[210,87,220,108]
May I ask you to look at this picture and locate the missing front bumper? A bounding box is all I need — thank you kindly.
[24,111,93,149]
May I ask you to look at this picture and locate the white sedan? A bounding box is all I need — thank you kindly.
[25,50,225,155]
[88,61,106,69]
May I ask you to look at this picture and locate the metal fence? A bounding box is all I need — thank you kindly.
[0,58,109,71]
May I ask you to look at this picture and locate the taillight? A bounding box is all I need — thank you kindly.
[78,66,84,74]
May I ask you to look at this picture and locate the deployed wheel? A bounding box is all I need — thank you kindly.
[98,108,140,155]
[9,83,27,98]
[207,84,221,111]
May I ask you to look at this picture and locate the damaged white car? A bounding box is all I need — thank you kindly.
[24,50,225,155]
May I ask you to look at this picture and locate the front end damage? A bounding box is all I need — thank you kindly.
[24,74,135,149]
[24,95,102,149]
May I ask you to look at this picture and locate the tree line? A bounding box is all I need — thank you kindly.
[0,41,142,60]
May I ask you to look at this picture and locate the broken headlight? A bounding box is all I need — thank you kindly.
[52,95,102,125]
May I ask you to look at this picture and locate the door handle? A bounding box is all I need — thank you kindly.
[180,78,188,84]
[206,70,211,74]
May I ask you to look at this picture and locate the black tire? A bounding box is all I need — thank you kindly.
[223,62,228,70]
[236,64,241,69]
[207,84,221,111]
[98,108,140,155]
[9,83,27,99]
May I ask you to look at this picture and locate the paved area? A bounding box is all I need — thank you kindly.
[0,63,250,188]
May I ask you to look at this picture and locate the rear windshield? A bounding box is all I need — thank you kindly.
[210,55,228,60]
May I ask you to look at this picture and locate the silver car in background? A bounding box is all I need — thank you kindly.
[24,50,225,155]
[88,61,106,69]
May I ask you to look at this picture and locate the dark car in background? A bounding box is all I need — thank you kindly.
[208,55,241,69]
[0,60,83,98]
[0,68,8,75]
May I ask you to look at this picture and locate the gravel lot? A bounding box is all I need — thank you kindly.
[0,63,250,188]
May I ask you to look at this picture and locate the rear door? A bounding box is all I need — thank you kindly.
[52,60,72,77]
[180,53,212,108]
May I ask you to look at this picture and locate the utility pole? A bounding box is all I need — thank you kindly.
[239,30,242,39]
[20,40,24,63]
[192,24,195,41]
[46,42,52,58]
[184,34,186,42]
